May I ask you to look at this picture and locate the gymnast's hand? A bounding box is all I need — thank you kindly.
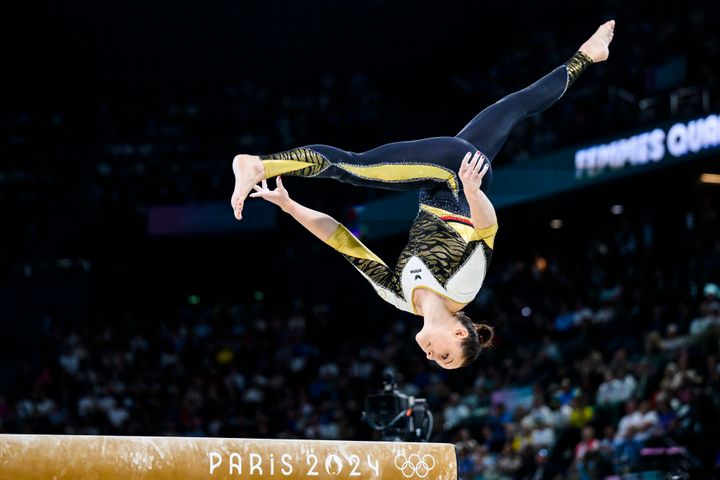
[249,176,292,212]
[459,151,490,192]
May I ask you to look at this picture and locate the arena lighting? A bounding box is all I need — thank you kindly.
[611,204,624,215]
[0,435,457,479]
[699,173,720,184]
[550,219,563,229]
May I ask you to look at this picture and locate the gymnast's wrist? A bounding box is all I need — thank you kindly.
[463,187,484,199]
[281,199,298,214]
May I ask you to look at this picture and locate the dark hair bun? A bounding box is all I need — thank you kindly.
[474,323,495,348]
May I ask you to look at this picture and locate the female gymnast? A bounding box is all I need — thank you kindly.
[231,21,615,369]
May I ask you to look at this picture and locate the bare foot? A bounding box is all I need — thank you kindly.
[231,154,265,220]
[579,20,615,63]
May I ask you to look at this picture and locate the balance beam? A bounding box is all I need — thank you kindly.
[0,434,457,479]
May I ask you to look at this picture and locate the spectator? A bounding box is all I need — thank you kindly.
[596,368,637,406]
[496,442,522,477]
[574,426,600,479]
[530,419,556,450]
[553,378,578,406]
[690,301,720,336]
[443,393,471,430]
[567,395,594,429]
[523,396,555,429]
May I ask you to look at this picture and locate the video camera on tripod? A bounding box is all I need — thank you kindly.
[362,370,433,442]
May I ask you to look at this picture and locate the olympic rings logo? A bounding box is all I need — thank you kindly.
[394,453,436,478]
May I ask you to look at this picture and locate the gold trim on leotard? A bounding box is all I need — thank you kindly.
[326,225,387,265]
[260,147,459,196]
[472,223,498,248]
[325,225,401,298]
[420,204,472,222]
[260,148,329,178]
[420,204,498,248]
[336,163,460,197]
[565,50,594,88]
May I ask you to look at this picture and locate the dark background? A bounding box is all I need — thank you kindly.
[2,0,720,478]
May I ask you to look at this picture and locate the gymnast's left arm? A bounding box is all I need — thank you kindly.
[459,151,497,231]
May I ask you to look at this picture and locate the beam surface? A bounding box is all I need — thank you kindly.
[0,434,457,480]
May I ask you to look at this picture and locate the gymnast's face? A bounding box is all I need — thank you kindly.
[415,321,469,369]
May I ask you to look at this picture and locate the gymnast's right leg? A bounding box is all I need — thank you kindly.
[231,137,474,219]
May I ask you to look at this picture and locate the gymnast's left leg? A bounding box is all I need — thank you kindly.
[456,20,615,162]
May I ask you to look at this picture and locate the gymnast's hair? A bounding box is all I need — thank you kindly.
[456,311,494,366]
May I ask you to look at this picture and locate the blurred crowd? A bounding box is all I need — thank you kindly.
[450,289,720,479]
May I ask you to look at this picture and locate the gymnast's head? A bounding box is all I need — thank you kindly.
[415,310,494,369]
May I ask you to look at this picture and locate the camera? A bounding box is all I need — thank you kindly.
[362,370,433,442]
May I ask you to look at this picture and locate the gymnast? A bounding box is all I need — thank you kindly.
[231,21,615,368]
